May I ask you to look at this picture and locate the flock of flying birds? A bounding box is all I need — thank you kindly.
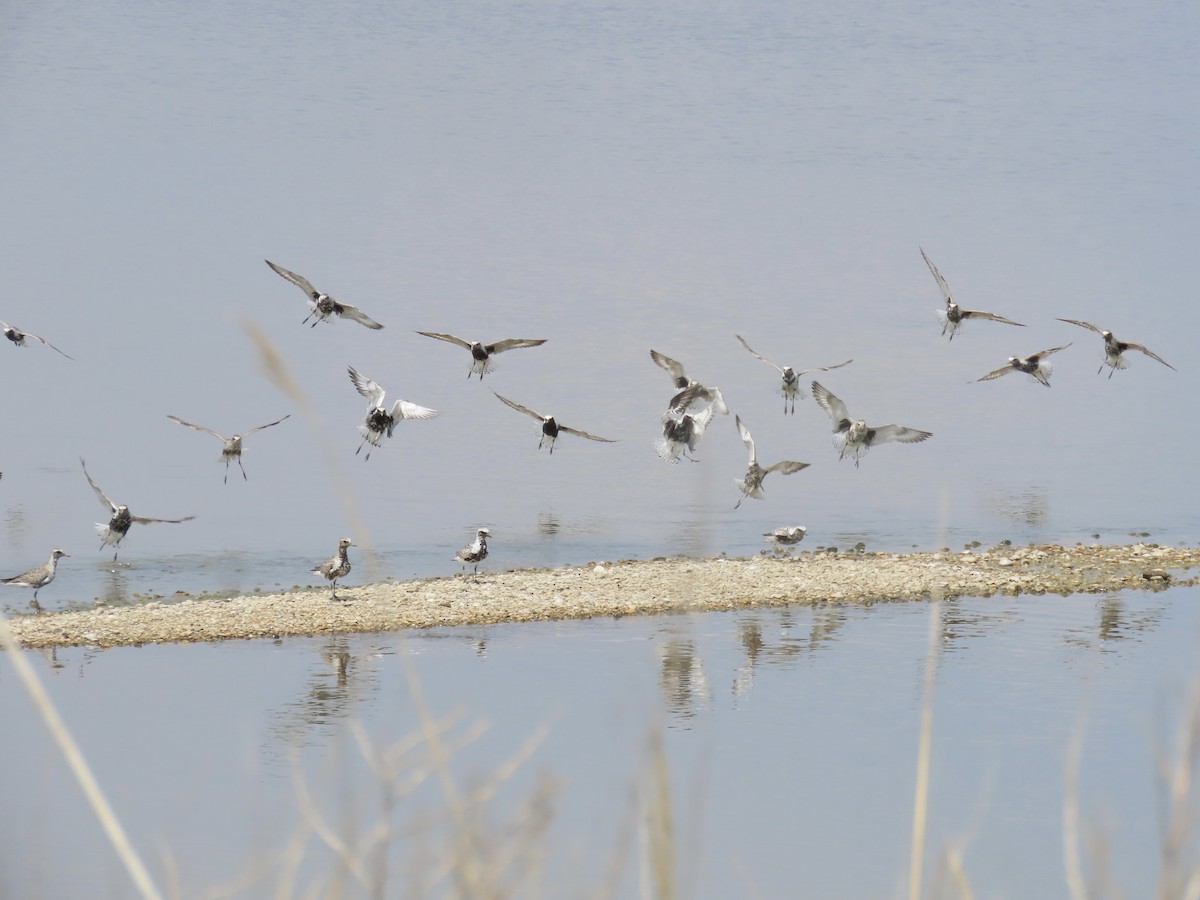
[1,249,1178,610]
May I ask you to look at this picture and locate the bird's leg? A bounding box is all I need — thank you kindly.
[30,597,42,613]
[223,462,229,485]
[238,458,248,481]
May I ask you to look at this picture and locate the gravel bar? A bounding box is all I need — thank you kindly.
[5,542,1198,650]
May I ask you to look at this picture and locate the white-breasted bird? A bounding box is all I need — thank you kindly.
[735,334,852,414]
[650,349,728,419]
[733,416,810,509]
[975,344,1072,388]
[1056,319,1175,377]
[455,528,491,575]
[167,414,291,483]
[920,247,1026,340]
[2,549,68,612]
[264,259,384,329]
[811,381,933,467]
[312,537,353,601]
[1,320,73,359]
[416,332,547,379]
[347,366,439,460]
[81,459,195,562]
[658,400,718,463]
[493,392,617,454]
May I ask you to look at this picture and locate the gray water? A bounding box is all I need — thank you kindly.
[2,0,1199,895]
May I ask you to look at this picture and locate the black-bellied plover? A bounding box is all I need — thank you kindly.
[167,414,291,483]
[81,459,195,562]
[811,381,933,468]
[650,349,728,418]
[733,415,810,509]
[1,320,73,359]
[920,248,1026,340]
[455,528,490,575]
[312,537,353,601]
[1055,319,1176,378]
[264,259,384,329]
[347,366,439,460]
[975,344,1072,388]
[657,400,718,463]
[493,391,617,454]
[735,334,853,414]
[416,332,547,379]
[2,549,68,612]
[764,526,807,545]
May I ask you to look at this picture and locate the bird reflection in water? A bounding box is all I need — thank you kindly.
[732,607,849,701]
[1062,594,1167,651]
[537,511,559,537]
[268,637,381,753]
[983,487,1049,529]
[656,638,711,725]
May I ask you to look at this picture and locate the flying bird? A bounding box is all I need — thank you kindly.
[811,381,933,467]
[1056,319,1175,377]
[735,334,852,414]
[733,416,810,509]
[920,248,1026,340]
[2,549,69,612]
[650,349,728,419]
[347,366,439,460]
[312,537,353,601]
[264,259,384,329]
[658,401,719,463]
[493,392,617,454]
[455,528,491,576]
[975,344,1072,388]
[167,414,291,483]
[81,459,195,562]
[416,332,547,379]
[1,320,73,359]
[764,526,807,545]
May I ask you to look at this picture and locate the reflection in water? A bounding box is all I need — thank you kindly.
[983,486,1050,529]
[268,637,382,756]
[1065,594,1167,651]
[657,638,711,725]
[100,567,130,606]
[732,607,849,701]
[537,511,559,537]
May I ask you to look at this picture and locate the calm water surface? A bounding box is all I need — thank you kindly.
[4,586,1200,897]
[3,0,1200,896]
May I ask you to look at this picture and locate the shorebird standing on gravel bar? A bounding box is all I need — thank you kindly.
[733,416,810,509]
[167,414,291,483]
[455,528,491,576]
[1,320,74,358]
[811,381,933,468]
[2,549,68,612]
[416,332,547,379]
[264,259,385,329]
[735,334,852,414]
[920,247,1026,340]
[347,366,439,460]
[81,459,196,562]
[1055,318,1176,377]
[313,537,353,601]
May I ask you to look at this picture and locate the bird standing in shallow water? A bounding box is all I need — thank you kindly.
[975,344,1072,387]
[167,414,291,483]
[455,528,490,576]
[264,259,384,329]
[312,537,353,601]
[416,332,547,379]
[733,416,810,509]
[920,248,1026,340]
[81,459,195,562]
[347,366,439,460]
[493,392,617,453]
[3,549,68,612]
[811,382,933,467]
[1,320,73,358]
[735,334,852,414]
[1055,319,1175,377]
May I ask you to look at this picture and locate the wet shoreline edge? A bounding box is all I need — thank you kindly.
[6,542,1197,650]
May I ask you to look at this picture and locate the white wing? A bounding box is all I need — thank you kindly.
[735,415,756,465]
[869,424,933,446]
[167,416,227,441]
[920,246,953,306]
[735,334,784,373]
[80,458,117,513]
[337,303,384,330]
[811,381,850,425]
[649,349,687,382]
[347,366,386,406]
[390,399,440,421]
[416,331,473,350]
[265,259,318,297]
[764,460,810,475]
[241,414,292,437]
